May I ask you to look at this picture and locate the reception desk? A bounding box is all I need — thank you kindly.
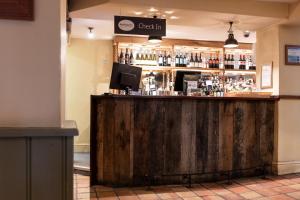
[90,95,278,186]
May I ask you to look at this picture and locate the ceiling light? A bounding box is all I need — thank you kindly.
[165,10,174,14]
[170,16,179,19]
[88,27,95,39]
[224,22,239,48]
[149,7,158,12]
[148,35,162,44]
[134,11,143,15]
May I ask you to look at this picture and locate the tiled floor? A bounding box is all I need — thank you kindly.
[74,173,300,200]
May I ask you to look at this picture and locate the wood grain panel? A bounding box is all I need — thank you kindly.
[218,101,234,172]
[0,0,34,20]
[92,96,275,186]
[164,100,182,175]
[113,99,133,185]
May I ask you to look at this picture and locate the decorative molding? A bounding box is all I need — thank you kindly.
[0,0,34,21]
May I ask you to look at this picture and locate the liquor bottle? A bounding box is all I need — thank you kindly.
[141,52,145,61]
[243,55,246,69]
[209,54,213,68]
[195,53,199,67]
[129,50,134,65]
[119,49,125,64]
[145,51,149,61]
[179,53,184,67]
[167,52,172,66]
[224,54,227,69]
[215,54,220,69]
[190,53,194,67]
[163,51,167,66]
[239,54,243,69]
[199,53,203,68]
[231,54,235,69]
[183,54,187,67]
[212,55,216,68]
[158,51,163,66]
[125,48,129,64]
[175,53,179,67]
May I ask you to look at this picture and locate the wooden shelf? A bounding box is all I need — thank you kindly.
[137,65,256,74]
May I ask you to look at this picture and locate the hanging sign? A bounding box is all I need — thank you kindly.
[114,16,166,36]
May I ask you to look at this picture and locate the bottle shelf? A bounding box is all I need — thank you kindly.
[137,65,256,74]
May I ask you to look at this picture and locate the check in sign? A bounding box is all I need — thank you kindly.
[114,16,166,36]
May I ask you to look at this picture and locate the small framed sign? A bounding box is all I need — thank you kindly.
[285,45,300,65]
[261,63,273,89]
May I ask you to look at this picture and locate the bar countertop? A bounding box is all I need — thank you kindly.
[92,94,279,101]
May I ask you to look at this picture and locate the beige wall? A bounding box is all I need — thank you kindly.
[256,25,280,95]
[257,25,300,174]
[66,38,113,152]
[0,0,66,127]
[275,26,300,174]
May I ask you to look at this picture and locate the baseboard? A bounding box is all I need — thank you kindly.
[74,143,90,153]
[273,161,300,175]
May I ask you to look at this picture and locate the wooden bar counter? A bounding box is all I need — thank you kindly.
[90,95,278,186]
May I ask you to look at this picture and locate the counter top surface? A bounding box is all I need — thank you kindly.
[92,94,279,101]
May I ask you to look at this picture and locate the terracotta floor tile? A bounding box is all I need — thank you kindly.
[272,185,298,193]
[175,190,197,198]
[73,173,300,200]
[118,196,139,200]
[287,191,300,199]
[228,186,251,194]
[239,191,262,199]
[221,193,244,200]
[268,194,295,200]
[191,187,214,196]
[289,184,300,190]
[202,195,225,200]
[255,188,280,196]
[98,191,116,197]
[182,197,204,200]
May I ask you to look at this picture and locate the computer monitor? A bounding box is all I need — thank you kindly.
[109,63,142,92]
[174,71,201,91]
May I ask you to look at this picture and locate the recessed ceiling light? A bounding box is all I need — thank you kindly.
[170,16,179,19]
[134,11,143,15]
[165,10,174,14]
[149,7,158,12]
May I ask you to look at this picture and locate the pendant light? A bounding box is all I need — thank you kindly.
[224,22,239,48]
[88,27,95,39]
[148,35,162,44]
[148,16,162,44]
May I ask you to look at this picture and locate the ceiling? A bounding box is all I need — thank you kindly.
[69,0,299,42]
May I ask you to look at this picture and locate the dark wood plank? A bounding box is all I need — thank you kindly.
[256,101,275,166]
[164,100,182,175]
[218,101,234,172]
[180,100,197,174]
[233,101,258,172]
[113,99,133,185]
[196,101,209,173]
[206,101,220,174]
[102,99,116,184]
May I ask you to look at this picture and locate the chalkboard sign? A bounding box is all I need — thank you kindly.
[114,16,166,36]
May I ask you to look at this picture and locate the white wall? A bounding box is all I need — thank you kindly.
[66,38,113,152]
[0,0,66,127]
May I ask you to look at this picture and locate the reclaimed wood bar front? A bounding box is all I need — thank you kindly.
[91,95,277,186]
